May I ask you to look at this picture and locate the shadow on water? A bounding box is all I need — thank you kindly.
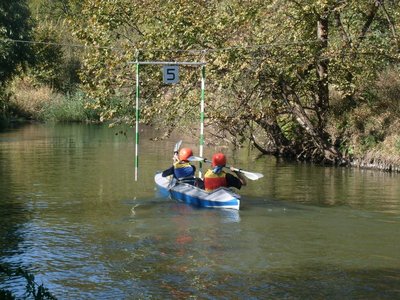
[0,202,28,258]
[0,147,29,259]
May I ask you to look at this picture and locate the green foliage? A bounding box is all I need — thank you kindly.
[0,0,33,84]
[65,0,400,161]
[330,64,400,158]
[1,0,81,120]
[361,134,379,151]
[0,87,10,124]
[396,138,400,153]
[8,77,98,122]
[278,115,300,141]
[38,90,99,122]
[29,0,72,21]
[29,21,64,90]
[27,0,81,93]
[0,0,33,118]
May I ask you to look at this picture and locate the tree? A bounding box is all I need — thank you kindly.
[26,0,81,92]
[0,0,33,84]
[0,0,33,118]
[68,0,400,163]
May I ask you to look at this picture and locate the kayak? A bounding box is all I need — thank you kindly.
[154,172,241,210]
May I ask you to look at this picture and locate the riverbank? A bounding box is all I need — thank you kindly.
[2,76,400,174]
[2,118,400,175]
[350,152,400,172]
[5,78,98,123]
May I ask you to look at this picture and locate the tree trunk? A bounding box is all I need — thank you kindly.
[316,13,329,131]
[254,116,291,155]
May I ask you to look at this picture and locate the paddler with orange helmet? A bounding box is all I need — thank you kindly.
[203,152,247,192]
[162,147,196,184]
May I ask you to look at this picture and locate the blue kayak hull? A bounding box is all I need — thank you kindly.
[155,173,240,210]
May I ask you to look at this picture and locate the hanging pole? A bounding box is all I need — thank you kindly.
[135,51,140,181]
[199,63,206,178]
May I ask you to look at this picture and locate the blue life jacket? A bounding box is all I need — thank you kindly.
[173,161,195,180]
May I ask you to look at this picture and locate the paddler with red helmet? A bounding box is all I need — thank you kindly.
[203,152,247,192]
[162,147,197,184]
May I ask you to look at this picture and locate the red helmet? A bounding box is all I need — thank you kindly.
[212,152,226,167]
[178,148,193,161]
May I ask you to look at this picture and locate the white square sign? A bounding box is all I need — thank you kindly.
[163,65,179,84]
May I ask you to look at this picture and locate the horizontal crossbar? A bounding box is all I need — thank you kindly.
[128,61,206,66]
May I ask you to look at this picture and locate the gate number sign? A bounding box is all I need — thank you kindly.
[163,65,179,84]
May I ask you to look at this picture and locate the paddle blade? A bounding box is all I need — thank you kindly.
[188,156,205,162]
[239,170,264,180]
[174,140,182,153]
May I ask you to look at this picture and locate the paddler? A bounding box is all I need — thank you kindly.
[162,147,197,185]
[203,152,247,192]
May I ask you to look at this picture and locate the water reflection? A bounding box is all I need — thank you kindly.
[249,158,400,214]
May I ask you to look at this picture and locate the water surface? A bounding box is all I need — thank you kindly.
[1,123,399,299]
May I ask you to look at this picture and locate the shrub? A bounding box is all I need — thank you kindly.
[374,66,400,114]
[39,91,99,122]
[9,77,56,119]
[8,77,98,122]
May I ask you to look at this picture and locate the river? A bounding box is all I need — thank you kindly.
[1,123,399,299]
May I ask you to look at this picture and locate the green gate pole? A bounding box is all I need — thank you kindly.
[199,64,205,178]
[135,55,140,181]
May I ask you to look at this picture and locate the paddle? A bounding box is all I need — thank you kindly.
[174,140,182,154]
[173,140,183,162]
[188,156,264,180]
[166,140,183,189]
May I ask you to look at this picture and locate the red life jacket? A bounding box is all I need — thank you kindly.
[204,169,227,192]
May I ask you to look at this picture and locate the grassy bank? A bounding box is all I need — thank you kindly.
[328,66,400,172]
[8,77,99,123]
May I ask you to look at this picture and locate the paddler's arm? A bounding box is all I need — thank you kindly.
[230,167,247,187]
[226,172,245,190]
[162,166,174,177]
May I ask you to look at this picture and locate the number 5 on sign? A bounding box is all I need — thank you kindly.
[163,65,179,84]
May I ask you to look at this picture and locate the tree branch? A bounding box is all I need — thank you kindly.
[381,2,399,49]
[334,11,352,46]
[357,0,382,45]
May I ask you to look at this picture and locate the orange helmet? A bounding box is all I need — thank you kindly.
[212,152,226,167]
[178,148,193,161]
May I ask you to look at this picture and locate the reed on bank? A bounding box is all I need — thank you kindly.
[8,77,98,123]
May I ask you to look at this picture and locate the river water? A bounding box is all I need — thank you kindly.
[0,123,399,299]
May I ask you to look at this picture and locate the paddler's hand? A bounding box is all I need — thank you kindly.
[230,166,247,186]
[173,152,179,163]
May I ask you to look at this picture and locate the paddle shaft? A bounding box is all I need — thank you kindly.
[174,140,182,153]
[188,155,264,180]
[203,159,243,174]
